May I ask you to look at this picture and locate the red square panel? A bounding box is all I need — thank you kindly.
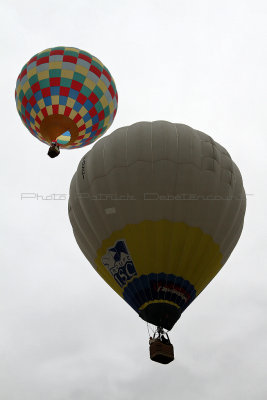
[63,55,78,64]
[77,93,87,105]
[27,56,37,65]
[29,95,37,107]
[98,110,105,121]
[41,87,51,98]
[78,53,92,64]
[22,95,28,108]
[92,123,99,131]
[31,82,41,93]
[108,84,115,98]
[89,107,97,118]
[50,50,64,56]
[41,107,48,117]
[103,69,111,82]
[50,77,61,87]
[20,68,27,80]
[35,115,42,125]
[90,65,101,78]
[52,105,59,113]
[89,92,99,105]
[71,80,83,91]
[60,86,70,96]
[78,124,86,132]
[37,57,49,66]
[64,106,72,116]
[73,114,82,123]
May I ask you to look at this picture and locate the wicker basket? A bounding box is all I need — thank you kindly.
[149,340,174,364]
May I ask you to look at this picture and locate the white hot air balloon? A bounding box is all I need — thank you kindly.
[68,121,246,364]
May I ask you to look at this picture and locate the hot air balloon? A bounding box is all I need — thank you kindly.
[68,121,246,364]
[15,46,118,157]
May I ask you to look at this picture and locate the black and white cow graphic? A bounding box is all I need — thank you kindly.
[101,240,137,288]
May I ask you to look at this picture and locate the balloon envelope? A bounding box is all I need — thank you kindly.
[68,121,246,330]
[15,46,118,149]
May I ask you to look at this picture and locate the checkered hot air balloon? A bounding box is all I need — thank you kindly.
[15,46,118,157]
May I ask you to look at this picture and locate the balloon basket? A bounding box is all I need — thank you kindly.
[48,143,60,158]
[149,340,174,364]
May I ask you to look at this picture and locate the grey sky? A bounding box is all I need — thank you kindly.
[1,0,267,399]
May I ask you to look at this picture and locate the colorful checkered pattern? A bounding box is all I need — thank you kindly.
[56,131,71,145]
[15,46,118,149]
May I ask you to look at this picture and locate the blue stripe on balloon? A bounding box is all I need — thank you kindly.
[69,89,79,100]
[92,115,99,124]
[84,99,93,111]
[88,131,98,139]
[34,90,42,102]
[73,101,82,112]
[59,96,68,105]
[26,102,32,113]
[33,103,40,114]
[123,273,196,313]
[44,97,52,106]
[83,113,92,123]
[50,86,60,96]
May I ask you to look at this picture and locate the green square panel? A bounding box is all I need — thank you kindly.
[38,51,50,59]
[98,119,105,129]
[93,85,104,99]
[64,50,79,57]
[73,72,86,83]
[39,78,50,89]
[49,69,62,78]
[95,101,103,113]
[25,88,33,100]
[19,90,24,101]
[29,74,39,85]
[53,46,65,51]
[104,105,110,117]
[80,85,91,97]
[60,77,72,87]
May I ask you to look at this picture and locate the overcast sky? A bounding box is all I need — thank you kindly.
[1,0,267,399]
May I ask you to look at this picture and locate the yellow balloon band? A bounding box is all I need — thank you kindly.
[95,220,222,305]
